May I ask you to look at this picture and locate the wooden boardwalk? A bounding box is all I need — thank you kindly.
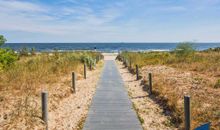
[83,60,142,130]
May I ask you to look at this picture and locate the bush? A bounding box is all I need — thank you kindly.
[174,43,195,58]
[80,54,95,67]
[0,35,7,46]
[205,47,220,52]
[0,48,18,70]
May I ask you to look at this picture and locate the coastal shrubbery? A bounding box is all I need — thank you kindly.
[118,43,220,75]
[0,35,18,71]
[0,35,6,46]
[1,51,103,129]
[173,43,195,57]
[18,47,36,56]
[0,48,18,71]
[117,44,220,129]
[0,37,103,129]
[80,52,101,68]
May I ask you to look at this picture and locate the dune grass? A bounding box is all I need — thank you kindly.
[119,50,220,78]
[0,51,103,129]
[117,49,220,129]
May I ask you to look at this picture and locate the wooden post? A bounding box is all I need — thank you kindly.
[149,73,152,95]
[125,59,128,67]
[89,62,92,70]
[184,96,190,130]
[72,72,76,93]
[84,63,86,79]
[129,59,132,69]
[98,55,99,62]
[136,65,139,80]
[122,57,125,65]
[94,59,96,68]
[96,55,99,63]
[41,91,48,127]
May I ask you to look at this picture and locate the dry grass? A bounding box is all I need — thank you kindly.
[0,51,103,129]
[118,50,220,130]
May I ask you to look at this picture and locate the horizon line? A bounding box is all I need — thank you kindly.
[5,42,220,44]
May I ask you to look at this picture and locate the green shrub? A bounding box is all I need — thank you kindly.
[80,54,95,66]
[173,43,195,58]
[0,48,18,70]
[0,35,7,46]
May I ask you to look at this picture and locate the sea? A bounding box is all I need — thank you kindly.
[2,43,220,52]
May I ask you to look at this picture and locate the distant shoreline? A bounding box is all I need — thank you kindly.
[2,43,220,52]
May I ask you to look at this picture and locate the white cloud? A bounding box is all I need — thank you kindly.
[0,0,220,42]
[0,0,125,42]
[0,0,47,12]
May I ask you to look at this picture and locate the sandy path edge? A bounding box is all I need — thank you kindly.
[48,62,104,130]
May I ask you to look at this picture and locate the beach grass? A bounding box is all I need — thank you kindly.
[117,49,220,129]
[0,51,103,129]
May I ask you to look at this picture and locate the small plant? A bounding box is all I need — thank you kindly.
[30,48,36,55]
[0,36,18,70]
[80,54,96,68]
[19,47,29,56]
[205,47,220,52]
[173,43,195,59]
[214,79,220,88]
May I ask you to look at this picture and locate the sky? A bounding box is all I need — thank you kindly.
[0,0,220,43]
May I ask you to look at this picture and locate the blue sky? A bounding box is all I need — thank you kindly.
[0,0,220,43]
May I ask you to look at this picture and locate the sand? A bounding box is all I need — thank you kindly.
[102,53,117,60]
[48,63,103,130]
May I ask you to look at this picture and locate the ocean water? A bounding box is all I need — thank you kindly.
[2,43,220,52]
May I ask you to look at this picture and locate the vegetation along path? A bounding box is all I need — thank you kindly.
[83,59,142,130]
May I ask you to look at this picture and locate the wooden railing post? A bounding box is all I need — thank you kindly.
[148,73,152,95]
[41,91,48,129]
[136,65,139,80]
[125,59,128,67]
[94,59,96,68]
[72,72,76,93]
[84,63,86,79]
[96,55,100,63]
[89,62,92,70]
[129,59,132,69]
[184,96,190,130]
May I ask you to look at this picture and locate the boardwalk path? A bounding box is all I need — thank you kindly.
[83,60,142,130]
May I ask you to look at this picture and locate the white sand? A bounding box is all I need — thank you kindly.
[48,63,103,130]
[102,53,118,60]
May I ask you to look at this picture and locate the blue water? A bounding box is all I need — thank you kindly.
[2,43,220,52]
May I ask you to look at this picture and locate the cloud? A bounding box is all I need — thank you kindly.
[0,0,124,38]
[0,0,220,42]
[0,0,47,13]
